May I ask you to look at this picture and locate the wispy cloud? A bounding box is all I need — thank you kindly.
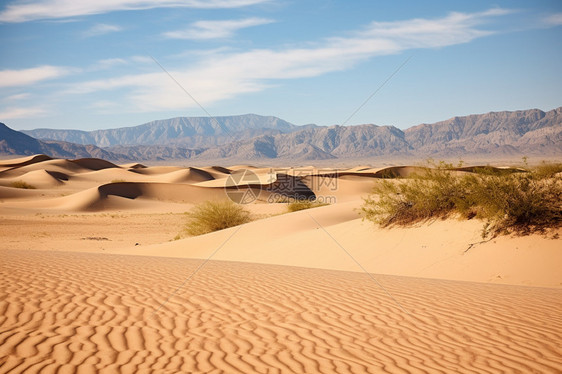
[67,9,513,112]
[544,13,562,26]
[0,65,70,87]
[4,93,31,101]
[83,23,122,37]
[0,0,269,23]
[164,17,274,40]
[94,58,128,69]
[0,106,47,119]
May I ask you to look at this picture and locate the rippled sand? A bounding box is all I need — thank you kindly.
[1,249,560,373]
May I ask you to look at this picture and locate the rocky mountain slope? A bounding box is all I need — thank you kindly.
[404,107,561,156]
[0,123,132,160]
[4,107,561,161]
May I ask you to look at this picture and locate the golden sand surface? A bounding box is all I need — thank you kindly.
[1,249,561,373]
[1,155,561,372]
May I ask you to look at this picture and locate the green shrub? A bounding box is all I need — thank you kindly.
[10,180,36,189]
[287,200,329,212]
[361,163,562,237]
[186,200,251,236]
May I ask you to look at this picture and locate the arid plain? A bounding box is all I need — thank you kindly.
[1,155,561,373]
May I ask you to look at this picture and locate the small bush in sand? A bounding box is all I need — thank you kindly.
[110,179,127,183]
[287,200,329,212]
[186,200,251,236]
[10,180,36,189]
[361,162,562,237]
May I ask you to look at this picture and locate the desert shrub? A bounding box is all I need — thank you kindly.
[467,172,561,235]
[186,200,251,236]
[111,179,127,183]
[362,167,474,226]
[10,180,36,189]
[287,200,329,212]
[530,162,562,180]
[361,163,562,237]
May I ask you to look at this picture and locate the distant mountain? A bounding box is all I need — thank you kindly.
[23,114,306,148]
[0,122,132,160]
[194,124,411,160]
[404,107,562,156]
[3,107,561,161]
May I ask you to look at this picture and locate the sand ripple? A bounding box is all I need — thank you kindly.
[1,249,560,373]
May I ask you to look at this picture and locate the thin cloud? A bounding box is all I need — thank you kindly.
[67,9,513,112]
[94,58,128,70]
[0,0,269,23]
[83,23,122,37]
[4,93,31,101]
[164,17,274,40]
[0,106,47,119]
[544,13,562,26]
[0,65,70,87]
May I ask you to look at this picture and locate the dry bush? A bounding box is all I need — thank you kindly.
[186,200,251,236]
[361,162,561,237]
[287,200,329,212]
[10,180,36,189]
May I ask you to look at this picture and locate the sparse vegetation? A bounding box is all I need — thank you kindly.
[10,180,36,189]
[361,162,562,237]
[186,200,251,236]
[287,200,329,212]
[111,179,127,183]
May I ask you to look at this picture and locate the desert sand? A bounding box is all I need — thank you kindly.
[1,155,561,373]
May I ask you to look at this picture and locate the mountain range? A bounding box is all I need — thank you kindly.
[2,108,561,162]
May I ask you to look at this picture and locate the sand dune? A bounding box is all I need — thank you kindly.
[0,154,52,169]
[0,169,65,189]
[22,182,231,212]
[1,155,560,372]
[121,202,562,288]
[1,249,560,373]
[0,159,94,178]
[200,165,232,179]
[70,157,119,170]
[0,185,46,199]
[159,167,214,183]
[119,162,147,169]
[72,168,147,183]
[127,166,184,175]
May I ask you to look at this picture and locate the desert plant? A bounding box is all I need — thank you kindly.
[111,179,127,183]
[186,200,251,236]
[10,180,36,189]
[361,162,562,237]
[467,172,561,235]
[530,162,562,180]
[287,200,329,212]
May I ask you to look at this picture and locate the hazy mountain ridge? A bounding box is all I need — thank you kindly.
[3,107,561,161]
[23,114,303,148]
[1,123,131,160]
[200,124,411,160]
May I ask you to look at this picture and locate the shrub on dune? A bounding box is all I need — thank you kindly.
[287,200,329,212]
[186,200,251,236]
[361,162,562,237]
[10,180,36,189]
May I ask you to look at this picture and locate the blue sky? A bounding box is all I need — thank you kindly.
[0,0,561,131]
